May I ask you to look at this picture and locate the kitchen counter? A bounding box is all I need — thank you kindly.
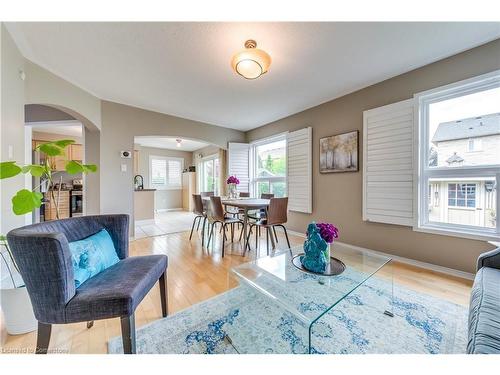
[134,189,155,222]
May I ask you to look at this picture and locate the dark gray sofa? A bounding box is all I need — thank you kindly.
[467,247,500,354]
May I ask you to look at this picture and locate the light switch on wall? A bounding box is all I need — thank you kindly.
[121,164,127,172]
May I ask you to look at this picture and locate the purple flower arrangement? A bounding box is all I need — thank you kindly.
[226,175,240,185]
[315,222,339,244]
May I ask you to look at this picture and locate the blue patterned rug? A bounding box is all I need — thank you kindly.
[108,272,468,354]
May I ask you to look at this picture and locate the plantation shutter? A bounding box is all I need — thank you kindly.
[362,99,415,226]
[287,127,312,213]
[167,159,183,188]
[228,142,250,193]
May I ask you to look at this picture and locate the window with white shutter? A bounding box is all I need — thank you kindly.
[228,143,250,193]
[149,155,184,190]
[362,99,415,226]
[287,127,312,213]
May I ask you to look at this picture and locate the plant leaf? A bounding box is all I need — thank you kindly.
[82,164,98,173]
[65,160,84,174]
[0,162,22,179]
[37,142,65,156]
[12,189,43,215]
[21,164,46,177]
[53,139,75,148]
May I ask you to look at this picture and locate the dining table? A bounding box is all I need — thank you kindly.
[202,197,271,254]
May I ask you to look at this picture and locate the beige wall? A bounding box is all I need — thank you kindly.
[100,100,245,230]
[1,24,28,234]
[246,39,500,273]
[24,61,101,131]
[135,145,193,210]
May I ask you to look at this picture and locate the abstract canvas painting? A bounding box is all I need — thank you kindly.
[319,130,358,173]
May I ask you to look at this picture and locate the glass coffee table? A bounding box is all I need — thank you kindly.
[226,244,393,353]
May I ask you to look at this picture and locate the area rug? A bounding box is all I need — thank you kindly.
[108,273,468,354]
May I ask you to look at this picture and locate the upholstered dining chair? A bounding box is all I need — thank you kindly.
[6,215,168,354]
[190,194,208,245]
[247,193,275,238]
[245,197,291,256]
[207,196,242,257]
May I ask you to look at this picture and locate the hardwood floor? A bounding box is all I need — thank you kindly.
[1,227,472,354]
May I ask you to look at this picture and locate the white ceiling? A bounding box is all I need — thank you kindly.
[7,22,500,131]
[27,121,83,137]
[134,136,209,152]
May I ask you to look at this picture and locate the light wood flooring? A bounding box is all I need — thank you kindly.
[2,226,473,354]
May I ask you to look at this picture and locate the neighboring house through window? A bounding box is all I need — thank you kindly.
[417,71,500,238]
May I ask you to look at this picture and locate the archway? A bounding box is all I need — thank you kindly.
[24,104,101,223]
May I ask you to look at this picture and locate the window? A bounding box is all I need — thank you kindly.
[149,156,183,190]
[447,183,476,208]
[199,155,220,195]
[416,71,500,239]
[467,138,482,152]
[250,135,287,197]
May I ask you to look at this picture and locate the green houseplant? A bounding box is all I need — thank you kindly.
[0,139,97,334]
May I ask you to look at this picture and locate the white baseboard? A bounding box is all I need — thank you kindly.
[135,219,155,226]
[155,208,183,213]
[286,229,475,280]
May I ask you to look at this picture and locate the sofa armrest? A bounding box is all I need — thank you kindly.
[477,247,500,271]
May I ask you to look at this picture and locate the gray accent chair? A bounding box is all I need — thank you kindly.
[467,247,500,354]
[7,215,168,354]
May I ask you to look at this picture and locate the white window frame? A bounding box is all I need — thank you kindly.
[414,70,500,241]
[198,153,220,195]
[467,138,482,153]
[149,155,184,190]
[249,133,287,197]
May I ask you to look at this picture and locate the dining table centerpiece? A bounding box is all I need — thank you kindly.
[226,175,240,199]
[300,222,339,273]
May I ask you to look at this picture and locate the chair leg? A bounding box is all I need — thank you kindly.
[273,226,278,243]
[278,225,291,249]
[201,217,207,247]
[120,314,136,354]
[238,223,244,242]
[221,224,226,258]
[255,225,258,252]
[35,322,52,354]
[207,223,215,247]
[266,227,270,256]
[189,216,199,240]
[87,321,94,329]
[196,217,201,231]
[159,271,168,318]
[231,223,234,243]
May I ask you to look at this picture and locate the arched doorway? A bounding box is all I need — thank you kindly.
[24,104,100,223]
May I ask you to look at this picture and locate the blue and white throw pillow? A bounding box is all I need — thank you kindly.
[68,229,120,288]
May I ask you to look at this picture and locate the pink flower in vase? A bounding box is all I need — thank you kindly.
[226,176,240,185]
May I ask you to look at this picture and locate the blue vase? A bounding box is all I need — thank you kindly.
[300,223,328,273]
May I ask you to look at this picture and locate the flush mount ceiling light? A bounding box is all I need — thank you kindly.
[231,40,271,80]
[176,139,182,147]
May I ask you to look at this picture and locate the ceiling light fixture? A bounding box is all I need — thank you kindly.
[176,139,182,147]
[231,40,271,80]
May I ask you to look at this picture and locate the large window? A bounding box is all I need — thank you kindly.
[149,156,183,190]
[417,71,500,239]
[200,155,220,195]
[250,135,287,197]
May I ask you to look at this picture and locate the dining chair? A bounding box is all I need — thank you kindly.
[239,192,250,197]
[207,196,243,257]
[245,197,291,256]
[248,193,275,237]
[189,194,208,245]
[200,191,214,197]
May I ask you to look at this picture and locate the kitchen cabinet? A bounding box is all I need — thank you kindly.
[33,140,82,171]
[70,144,83,162]
[44,190,70,220]
[182,172,196,211]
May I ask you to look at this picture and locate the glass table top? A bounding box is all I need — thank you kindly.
[231,244,392,326]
